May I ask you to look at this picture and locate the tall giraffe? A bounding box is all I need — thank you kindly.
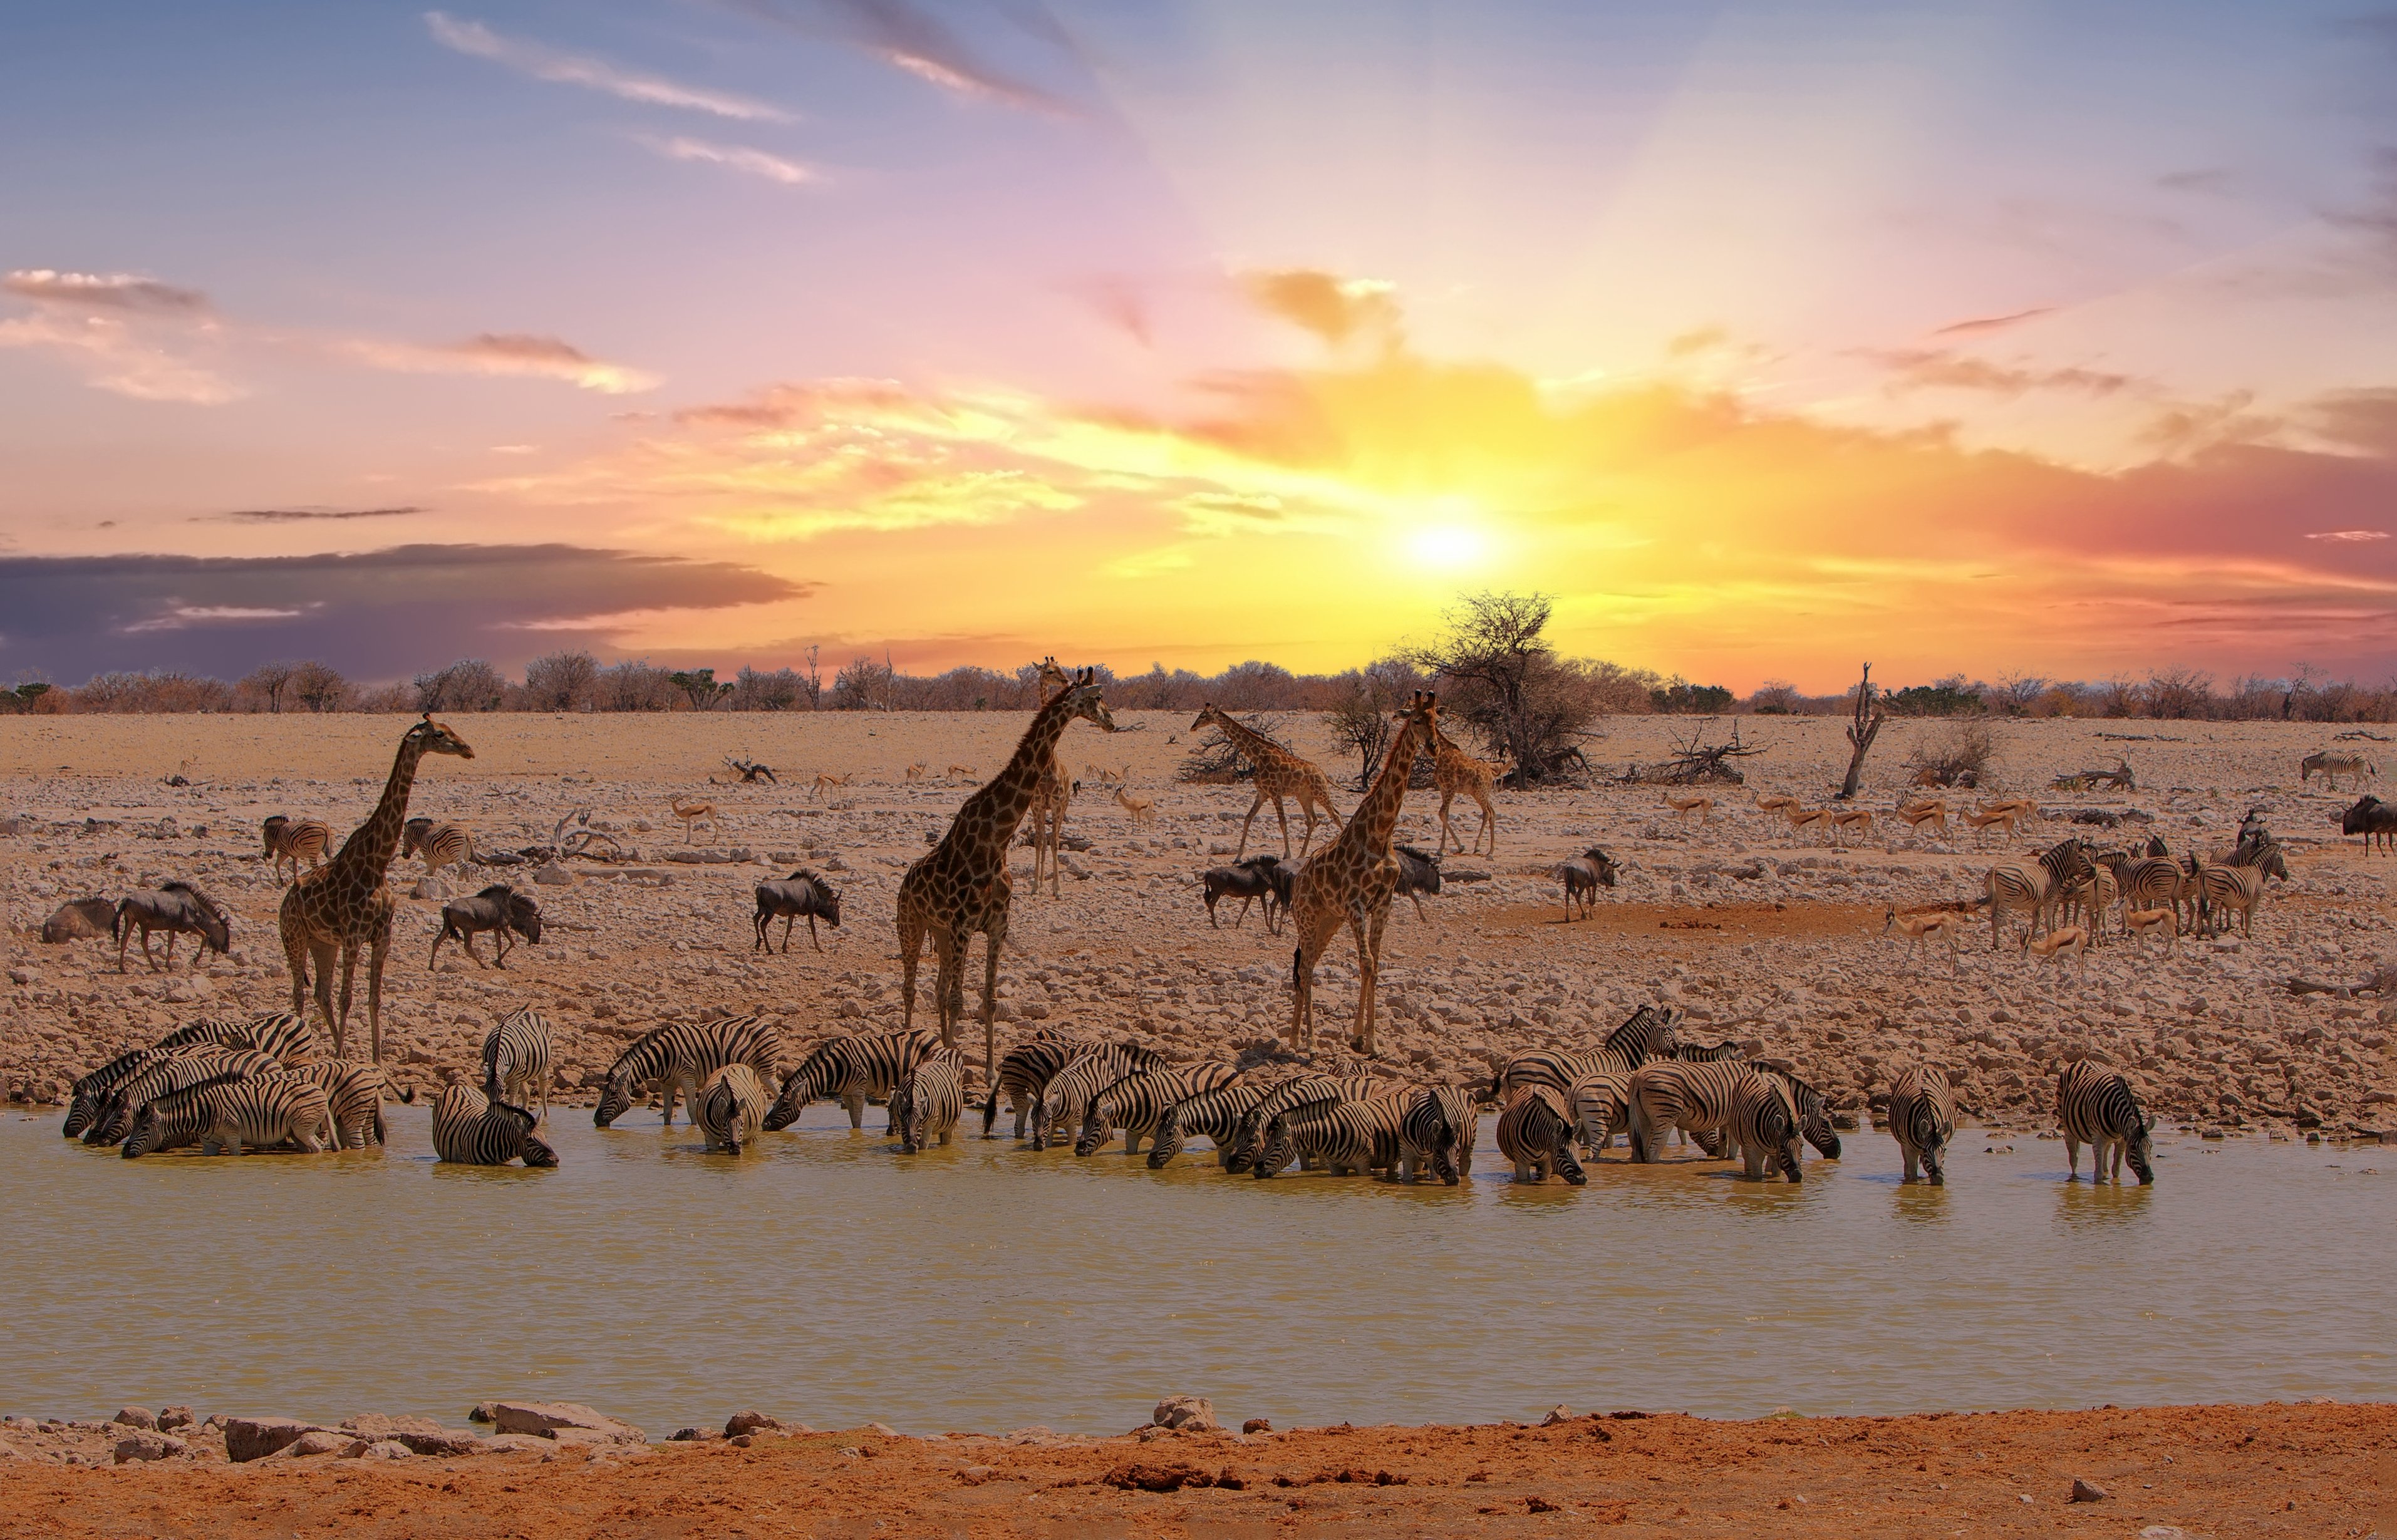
[1286,690,1437,1058]
[1025,656,1072,897]
[1191,703,1344,859]
[277,715,475,1062]
[1431,723,1501,856]
[899,669,1115,1076]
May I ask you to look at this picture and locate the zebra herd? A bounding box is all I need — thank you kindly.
[63,1010,390,1159]
[1976,819,2292,955]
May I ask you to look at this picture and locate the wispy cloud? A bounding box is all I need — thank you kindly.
[645,135,815,185]
[200,506,427,524]
[1929,307,2054,339]
[340,333,660,393]
[425,11,793,123]
[122,604,311,634]
[2305,529,2389,542]
[0,312,242,404]
[3,269,210,314]
[1862,347,2134,398]
[723,0,1071,114]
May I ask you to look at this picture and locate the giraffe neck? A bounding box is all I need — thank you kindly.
[1340,713,1432,858]
[955,696,1080,852]
[329,735,429,878]
[1213,712,1294,768]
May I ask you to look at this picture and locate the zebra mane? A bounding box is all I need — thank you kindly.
[1600,1003,1670,1060]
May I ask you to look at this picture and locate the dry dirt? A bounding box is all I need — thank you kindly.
[3,1402,2388,1538]
[4,712,2397,1134]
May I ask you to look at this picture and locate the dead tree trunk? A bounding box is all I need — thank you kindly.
[1838,663,1886,800]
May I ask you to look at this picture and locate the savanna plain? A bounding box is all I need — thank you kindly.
[3,710,2394,1536]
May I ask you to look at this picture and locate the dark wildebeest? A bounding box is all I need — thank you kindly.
[43,896,117,944]
[1556,847,1620,921]
[1199,854,1285,930]
[113,882,230,972]
[1393,843,1443,921]
[753,869,842,954]
[429,884,543,969]
[2343,793,2397,855]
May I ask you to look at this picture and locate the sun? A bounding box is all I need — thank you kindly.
[1407,524,1491,568]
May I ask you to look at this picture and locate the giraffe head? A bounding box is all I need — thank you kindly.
[1036,655,1070,700]
[408,714,476,761]
[1055,668,1117,734]
[1189,701,1226,733]
[1396,690,1439,735]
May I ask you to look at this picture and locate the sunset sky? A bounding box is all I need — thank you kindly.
[8,1,2397,690]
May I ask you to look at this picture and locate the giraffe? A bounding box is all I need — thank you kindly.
[898,669,1115,1077]
[1025,656,1074,897]
[1286,690,1438,1059]
[1431,723,1501,856]
[1191,703,1345,859]
[277,714,475,1063]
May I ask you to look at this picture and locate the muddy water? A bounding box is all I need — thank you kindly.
[2,1110,2389,1435]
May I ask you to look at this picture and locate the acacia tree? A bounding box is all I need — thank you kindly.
[415,659,507,712]
[1405,591,1597,783]
[239,661,298,713]
[522,650,599,711]
[290,661,351,713]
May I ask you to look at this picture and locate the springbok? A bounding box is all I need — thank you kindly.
[1882,906,1964,972]
[1113,785,1159,827]
[1665,795,1714,824]
[903,762,929,782]
[1754,792,1799,817]
[1894,799,1949,840]
[809,772,852,800]
[1784,804,1833,844]
[1826,807,1873,845]
[946,763,977,781]
[2124,906,2178,957]
[669,795,718,844]
[2023,924,2090,977]
[1961,805,2021,845]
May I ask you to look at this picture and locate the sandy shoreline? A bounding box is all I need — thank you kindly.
[1,1400,2386,1537]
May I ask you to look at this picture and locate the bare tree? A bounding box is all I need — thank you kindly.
[832,655,892,710]
[290,661,351,713]
[1992,673,2046,716]
[2144,666,2214,720]
[415,659,507,713]
[521,650,599,711]
[801,644,823,710]
[239,661,298,713]
[598,659,675,711]
[1321,658,1418,791]
[1837,663,1886,799]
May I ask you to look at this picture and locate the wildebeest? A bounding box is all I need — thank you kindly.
[753,869,841,954]
[1393,843,1443,920]
[1199,855,1285,930]
[2343,793,2397,855]
[42,896,116,944]
[1555,847,1620,921]
[113,882,231,972]
[428,884,543,969]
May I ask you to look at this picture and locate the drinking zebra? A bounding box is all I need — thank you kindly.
[118,1080,225,1159]
[1489,1003,1678,1105]
[1772,1067,1843,1160]
[764,1026,943,1132]
[1253,1094,1408,1179]
[1725,1072,1803,1182]
[1566,1069,1633,1159]
[1886,1065,1956,1184]
[696,1064,771,1154]
[594,1014,782,1128]
[261,815,331,882]
[433,1083,557,1167]
[891,1057,965,1154]
[1223,1073,1379,1174]
[296,1059,391,1149]
[85,1046,280,1147]
[2055,1059,2154,1184]
[1074,1063,1242,1157]
[480,1007,553,1119]
[978,1031,1092,1139]
[1624,1058,1771,1164]
[1495,1085,1587,1185]
[1147,1079,1276,1169]
[65,1046,175,1139]
[1030,1040,1169,1151]
[150,1077,333,1157]
[1396,1083,1476,1184]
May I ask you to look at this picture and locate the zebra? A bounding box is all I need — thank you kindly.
[1396,1083,1476,1184]
[753,870,842,954]
[113,882,231,973]
[433,1082,557,1167]
[1769,1066,1843,1160]
[120,1080,228,1159]
[1624,1058,1771,1164]
[481,1008,553,1119]
[1566,1069,1633,1159]
[2055,1058,2154,1184]
[1489,1003,1679,1105]
[978,1031,1092,1139]
[85,1046,281,1147]
[2106,852,2200,933]
[191,1077,334,1156]
[296,1059,391,1149]
[1674,1038,1747,1062]
[1495,1085,1587,1185]
[1223,1073,1380,1174]
[1887,1065,1956,1184]
[696,1063,771,1154]
[1253,1095,1409,1179]
[1984,838,2095,949]
[1147,1078,1276,1169]
[2056,862,2121,943]
[2193,837,2288,939]
[261,815,331,881]
[150,1011,298,1060]
[890,1056,965,1154]
[401,816,474,877]
[764,1027,943,1132]
[1074,1063,1242,1157]
[65,1046,178,1139]
[594,1015,782,1128]
[1030,1040,1169,1151]
[2301,750,2376,791]
[1724,1072,1803,1182]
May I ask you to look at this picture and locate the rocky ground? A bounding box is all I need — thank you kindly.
[5,712,2396,1137]
[0,1397,2385,1537]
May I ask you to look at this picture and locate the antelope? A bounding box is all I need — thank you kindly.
[1665,795,1714,824]
[2056,864,2120,943]
[1754,792,1799,817]
[1826,807,1873,845]
[1881,906,1964,972]
[1893,798,1949,840]
[947,763,977,780]
[1113,785,1159,827]
[669,795,718,844]
[809,772,853,800]
[1083,763,1123,785]
[2124,906,2178,957]
[2023,924,2090,977]
[903,762,929,782]
[1784,804,1832,844]
[1982,797,2038,825]
[1961,805,2021,844]
[1909,765,1947,788]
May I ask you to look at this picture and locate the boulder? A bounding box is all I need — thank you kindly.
[723,1410,789,1438]
[349,1440,414,1460]
[477,1434,562,1457]
[113,1407,158,1431]
[112,1432,189,1464]
[1151,1396,1221,1434]
[264,1430,351,1460]
[484,1401,646,1445]
[40,898,115,943]
[224,1416,332,1463]
[2070,1479,2110,1502]
[157,1407,197,1433]
[338,1413,481,1457]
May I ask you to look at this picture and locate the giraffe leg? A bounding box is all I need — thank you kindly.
[335,944,361,1065]
[1350,911,1386,1057]
[980,924,1005,1095]
[1236,793,1266,860]
[366,914,390,1065]
[310,939,341,1058]
[1274,797,1295,858]
[930,928,963,1052]
[898,908,926,1031]
[1476,792,1497,855]
[1439,791,1459,854]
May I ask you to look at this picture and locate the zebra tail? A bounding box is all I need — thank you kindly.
[980,1079,1002,1137]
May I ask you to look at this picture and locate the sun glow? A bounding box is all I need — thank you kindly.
[1406,524,1491,569]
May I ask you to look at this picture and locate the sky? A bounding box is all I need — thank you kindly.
[7,1,2397,691]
